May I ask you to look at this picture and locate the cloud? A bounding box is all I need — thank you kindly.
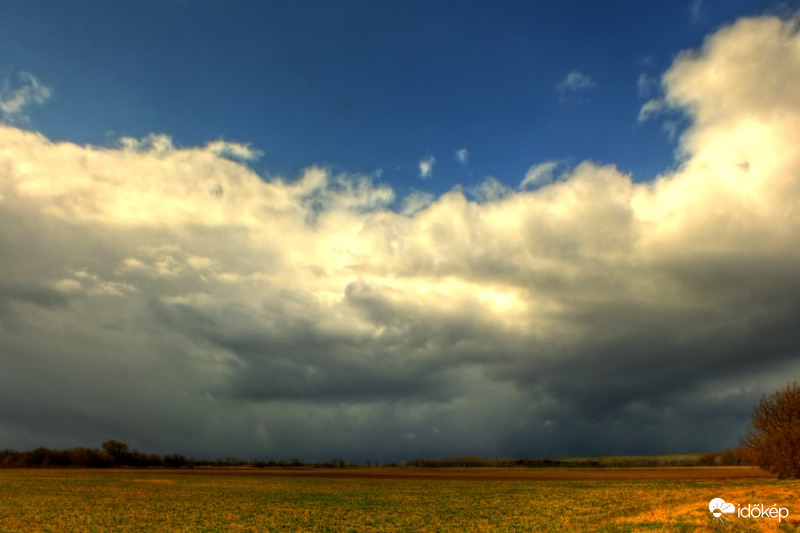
[401,190,434,216]
[1,13,800,461]
[520,160,560,189]
[119,135,264,164]
[0,73,51,124]
[455,148,468,165]
[689,0,706,24]
[205,140,263,162]
[638,55,657,69]
[556,70,596,94]
[472,177,511,202]
[637,73,658,97]
[419,155,435,178]
[119,133,176,156]
[638,98,665,122]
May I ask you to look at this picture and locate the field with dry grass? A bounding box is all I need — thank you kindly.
[0,467,798,531]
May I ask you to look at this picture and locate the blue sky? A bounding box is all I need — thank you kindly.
[2,0,782,196]
[2,1,800,462]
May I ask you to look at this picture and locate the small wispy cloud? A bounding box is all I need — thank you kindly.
[419,155,435,179]
[638,99,665,122]
[556,70,596,94]
[637,73,658,98]
[119,135,264,163]
[454,148,468,165]
[638,55,657,69]
[689,0,706,24]
[205,140,263,162]
[0,72,51,123]
[520,160,560,190]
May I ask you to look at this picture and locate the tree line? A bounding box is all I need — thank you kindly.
[1,440,195,468]
[0,440,358,469]
[405,449,754,469]
[3,444,750,470]
[0,441,755,470]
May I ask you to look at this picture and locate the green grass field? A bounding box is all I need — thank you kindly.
[0,467,798,532]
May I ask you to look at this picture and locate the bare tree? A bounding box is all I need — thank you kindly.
[740,382,800,479]
[101,439,131,466]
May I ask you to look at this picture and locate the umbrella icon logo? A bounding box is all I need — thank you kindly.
[709,498,735,524]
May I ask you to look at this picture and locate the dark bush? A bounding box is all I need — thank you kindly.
[740,381,800,478]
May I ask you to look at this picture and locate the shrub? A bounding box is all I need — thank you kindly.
[740,381,800,478]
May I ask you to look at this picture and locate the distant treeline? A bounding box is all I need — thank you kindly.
[406,448,755,468]
[0,440,356,469]
[0,440,754,469]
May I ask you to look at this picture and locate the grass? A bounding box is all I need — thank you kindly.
[0,467,798,532]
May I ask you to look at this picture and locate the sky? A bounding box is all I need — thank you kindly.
[1,0,799,463]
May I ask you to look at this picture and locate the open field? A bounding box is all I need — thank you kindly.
[0,467,798,532]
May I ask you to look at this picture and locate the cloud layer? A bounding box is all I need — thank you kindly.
[1,14,800,461]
